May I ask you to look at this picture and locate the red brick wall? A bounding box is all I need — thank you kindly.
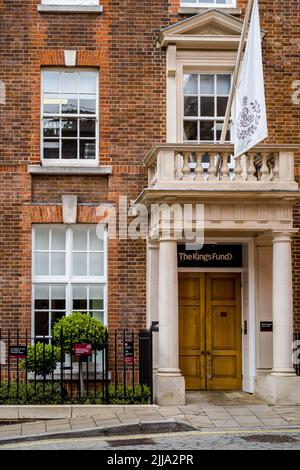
[0,1,300,335]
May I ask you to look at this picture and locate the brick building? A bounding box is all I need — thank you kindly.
[0,0,300,405]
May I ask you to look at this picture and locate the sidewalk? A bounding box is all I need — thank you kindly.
[1,391,300,444]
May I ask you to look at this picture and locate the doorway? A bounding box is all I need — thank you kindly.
[179,272,242,390]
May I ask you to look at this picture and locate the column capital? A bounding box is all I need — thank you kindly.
[271,230,298,244]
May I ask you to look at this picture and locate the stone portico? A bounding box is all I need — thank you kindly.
[136,143,300,405]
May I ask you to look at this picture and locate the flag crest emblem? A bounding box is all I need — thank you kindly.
[237,96,262,141]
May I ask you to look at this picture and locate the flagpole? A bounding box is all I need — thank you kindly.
[219,0,255,144]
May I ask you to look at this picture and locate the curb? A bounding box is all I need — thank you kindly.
[0,420,196,446]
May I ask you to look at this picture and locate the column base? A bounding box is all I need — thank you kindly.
[255,373,300,405]
[154,372,186,406]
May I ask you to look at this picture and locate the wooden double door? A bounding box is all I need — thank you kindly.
[179,273,242,391]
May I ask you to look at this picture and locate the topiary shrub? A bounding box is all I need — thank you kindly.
[20,343,61,376]
[52,311,107,354]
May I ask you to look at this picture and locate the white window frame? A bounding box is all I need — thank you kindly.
[32,225,108,339]
[41,68,99,166]
[182,71,232,144]
[41,0,100,5]
[180,0,236,8]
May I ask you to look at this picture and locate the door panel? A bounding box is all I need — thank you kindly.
[179,273,206,390]
[206,273,242,390]
[179,272,242,391]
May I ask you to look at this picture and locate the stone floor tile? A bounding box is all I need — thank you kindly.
[22,426,46,436]
[158,406,182,416]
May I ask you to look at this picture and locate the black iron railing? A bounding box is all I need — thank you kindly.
[0,329,153,405]
[294,332,300,377]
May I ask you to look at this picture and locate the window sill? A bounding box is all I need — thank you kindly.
[28,165,112,176]
[178,7,241,15]
[37,4,103,14]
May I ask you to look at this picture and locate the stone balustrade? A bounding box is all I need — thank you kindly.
[145,144,298,191]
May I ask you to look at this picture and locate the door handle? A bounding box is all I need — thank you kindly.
[206,351,211,355]
[201,351,205,355]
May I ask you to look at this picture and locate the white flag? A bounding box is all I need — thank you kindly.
[234,0,268,158]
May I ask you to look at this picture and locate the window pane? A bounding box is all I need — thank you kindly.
[43,118,60,138]
[43,94,60,114]
[184,97,198,117]
[200,75,214,94]
[92,311,104,323]
[73,252,87,276]
[62,140,77,159]
[216,121,230,142]
[51,311,65,329]
[200,121,214,141]
[35,252,49,276]
[80,141,96,160]
[183,121,198,141]
[184,74,198,94]
[89,253,104,276]
[62,72,78,93]
[217,96,228,117]
[79,72,97,94]
[43,140,59,159]
[79,95,96,114]
[61,119,78,138]
[35,228,49,250]
[51,253,65,276]
[72,285,88,310]
[51,229,66,250]
[80,118,96,138]
[73,229,87,251]
[90,285,104,310]
[200,97,214,117]
[61,94,78,114]
[217,75,231,95]
[35,311,49,336]
[51,285,66,310]
[90,229,104,251]
[35,285,49,310]
[43,71,60,93]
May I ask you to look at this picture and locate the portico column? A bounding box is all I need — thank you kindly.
[155,237,185,405]
[271,231,295,376]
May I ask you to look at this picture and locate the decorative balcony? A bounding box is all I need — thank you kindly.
[145,144,299,192]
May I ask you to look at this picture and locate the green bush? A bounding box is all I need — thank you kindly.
[0,382,61,405]
[52,312,107,354]
[20,343,61,376]
[107,384,151,405]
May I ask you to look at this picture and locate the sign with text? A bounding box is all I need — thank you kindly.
[9,346,27,359]
[124,341,134,365]
[73,343,93,357]
[260,321,273,332]
[178,244,243,268]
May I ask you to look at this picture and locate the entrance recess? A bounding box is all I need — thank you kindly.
[179,273,242,390]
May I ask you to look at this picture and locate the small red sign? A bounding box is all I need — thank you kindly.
[73,343,93,357]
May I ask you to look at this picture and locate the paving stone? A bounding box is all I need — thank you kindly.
[46,423,72,433]
[205,410,232,420]
[251,410,282,419]
[225,407,255,417]
[70,418,96,429]
[22,426,46,436]
[212,419,240,428]
[233,415,263,426]
[94,418,120,428]
[261,418,290,426]
[189,416,214,428]
[158,406,182,416]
